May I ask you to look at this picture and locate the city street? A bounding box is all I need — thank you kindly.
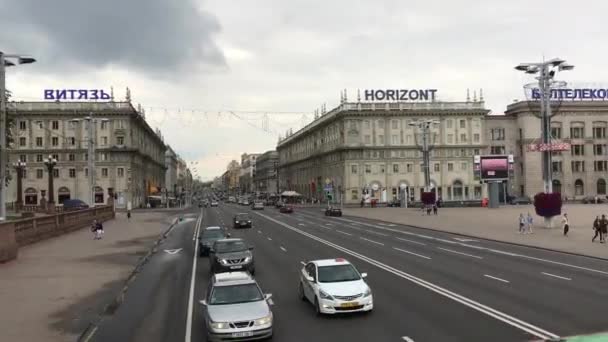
[90,204,608,342]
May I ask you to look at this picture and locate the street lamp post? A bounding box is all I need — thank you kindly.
[12,160,26,212]
[0,51,36,221]
[515,58,574,194]
[44,155,57,213]
[410,119,439,192]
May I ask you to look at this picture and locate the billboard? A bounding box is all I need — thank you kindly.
[477,155,510,181]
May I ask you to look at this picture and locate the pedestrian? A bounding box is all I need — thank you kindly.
[427,206,432,215]
[592,216,601,242]
[127,210,131,221]
[360,198,364,208]
[562,213,569,236]
[433,204,438,215]
[600,214,608,243]
[526,212,534,234]
[91,220,98,239]
[518,213,525,234]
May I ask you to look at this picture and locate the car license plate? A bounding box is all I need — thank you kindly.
[232,331,254,338]
[230,265,242,269]
[241,222,247,225]
[340,302,359,308]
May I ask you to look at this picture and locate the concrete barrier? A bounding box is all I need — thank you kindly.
[0,206,115,262]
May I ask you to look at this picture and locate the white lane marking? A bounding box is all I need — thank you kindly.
[541,272,572,281]
[336,230,353,236]
[438,247,483,260]
[393,247,432,260]
[484,274,510,283]
[164,248,183,255]
[366,230,389,237]
[300,261,306,266]
[360,237,384,246]
[280,246,287,252]
[298,223,305,226]
[320,226,332,230]
[396,237,426,246]
[454,238,478,242]
[402,337,414,342]
[267,237,272,241]
[185,213,202,342]
[254,212,559,341]
[348,225,362,230]
[192,214,202,241]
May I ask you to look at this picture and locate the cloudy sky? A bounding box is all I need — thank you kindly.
[2,0,607,180]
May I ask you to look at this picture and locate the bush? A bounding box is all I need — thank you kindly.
[533,192,562,217]
[421,192,436,205]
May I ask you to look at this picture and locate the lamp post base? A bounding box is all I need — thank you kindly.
[47,203,56,215]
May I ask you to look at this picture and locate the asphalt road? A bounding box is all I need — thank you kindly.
[91,204,608,342]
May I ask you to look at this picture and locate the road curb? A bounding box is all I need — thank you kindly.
[344,214,608,262]
[76,215,184,342]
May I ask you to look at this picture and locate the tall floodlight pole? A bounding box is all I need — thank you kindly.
[0,52,36,221]
[410,119,439,192]
[515,58,574,194]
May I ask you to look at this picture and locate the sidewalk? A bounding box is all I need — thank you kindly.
[343,204,608,260]
[0,210,186,342]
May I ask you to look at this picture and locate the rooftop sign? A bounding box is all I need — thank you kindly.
[364,89,437,102]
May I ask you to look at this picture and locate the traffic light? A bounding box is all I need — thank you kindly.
[326,191,333,201]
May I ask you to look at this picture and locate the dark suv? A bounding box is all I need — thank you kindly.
[210,238,255,275]
[233,213,252,228]
[198,226,230,257]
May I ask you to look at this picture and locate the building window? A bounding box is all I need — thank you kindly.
[51,120,59,130]
[68,153,75,161]
[351,165,358,174]
[69,168,76,178]
[36,154,43,162]
[19,154,27,162]
[460,134,467,143]
[598,179,607,195]
[36,169,43,179]
[84,153,88,161]
[351,190,358,200]
[117,120,125,129]
[69,137,76,146]
[570,126,585,139]
[101,121,108,130]
[117,136,124,145]
[459,119,466,129]
[551,126,562,139]
[51,137,59,146]
[490,145,506,155]
[364,120,370,129]
[380,165,385,173]
[447,119,453,128]
[552,161,562,173]
[68,121,77,130]
[52,169,59,178]
[448,163,454,171]
[453,180,463,200]
[19,137,26,146]
[19,121,27,130]
[473,133,480,143]
[406,164,412,172]
[594,144,606,155]
[392,135,398,145]
[392,120,399,129]
[447,134,453,144]
[364,135,371,144]
[594,161,608,172]
[593,126,606,139]
[52,153,59,161]
[101,136,108,146]
[491,128,505,141]
[84,168,88,177]
[571,161,585,172]
[36,137,43,147]
[406,135,412,144]
[378,135,384,145]
[101,168,109,177]
[118,167,125,177]
[461,162,467,170]
[365,164,371,174]
[393,164,399,173]
[474,148,480,155]
[474,186,482,199]
[434,163,440,172]
[575,179,584,196]
[101,152,108,161]
[571,144,585,156]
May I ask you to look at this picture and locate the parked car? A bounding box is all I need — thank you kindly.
[234,213,253,228]
[210,201,219,207]
[201,272,273,341]
[275,201,285,208]
[509,196,532,205]
[198,226,230,257]
[242,199,250,206]
[62,199,89,211]
[387,199,401,207]
[583,196,605,204]
[280,205,294,214]
[209,238,255,275]
[325,207,342,217]
[252,201,265,210]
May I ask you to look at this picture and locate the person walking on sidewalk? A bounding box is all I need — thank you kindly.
[562,213,570,236]
[127,210,132,221]
[592,216,601,242]
[600,214,608,243]
[433,204,438,215]
[526,213,534,234]
[519,213,525,234]
[91,220,104,240]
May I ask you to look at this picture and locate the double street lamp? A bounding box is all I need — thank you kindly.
[0,51,36,220]
[12,160,26,212]
[44,155,57,212]
[409,119,439,192]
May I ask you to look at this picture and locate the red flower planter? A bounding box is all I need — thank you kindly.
[421,192,436,205]
[533,192,562,217]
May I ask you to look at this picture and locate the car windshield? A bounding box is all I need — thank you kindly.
[236,214,250,220]
[317,264,361,283]
[202,230,224,239]
[209,284,263,305]
[215,240,248,253]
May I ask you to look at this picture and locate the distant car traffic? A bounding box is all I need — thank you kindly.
[509,196,532,205]
[582,196,605,204]
[242,199,250,206]
[252,201,265,210]
[387,199,401,207]
[324,207,342,217]
[198,226,230,257]
[201,272,273,341]
[62,199,89,211]
[233,213,253,228]
[299,258,373,315]
[210,201,219,207]
[279,205,293,213]
[275,201,284,208]
[210,238,255,275]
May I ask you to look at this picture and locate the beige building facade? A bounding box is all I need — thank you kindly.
[7,101,166,209]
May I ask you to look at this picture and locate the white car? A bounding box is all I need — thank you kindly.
[298,258,373,314]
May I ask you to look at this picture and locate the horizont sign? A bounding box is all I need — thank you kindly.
[364,89,438,102]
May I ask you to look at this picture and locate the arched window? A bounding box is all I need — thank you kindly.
[94,186,104,204]
[597,179,606,195]
[58,187,71,204]
[575,179,584,196]
[24,188,38,205]
[552,180,562,194]
[453,180,463,200]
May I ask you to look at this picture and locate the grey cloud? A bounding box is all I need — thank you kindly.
[0,0,226,75]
